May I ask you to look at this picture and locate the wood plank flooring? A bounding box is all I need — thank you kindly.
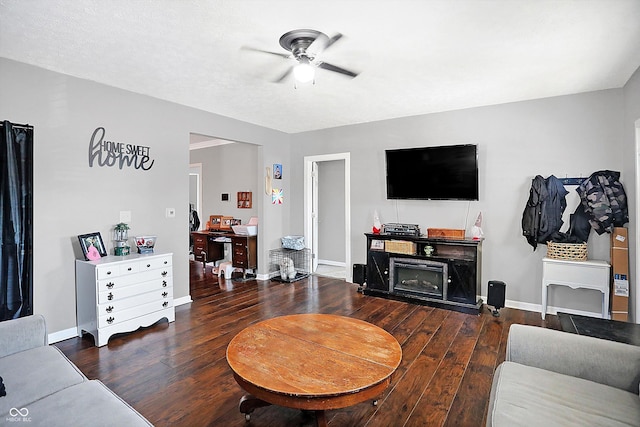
[55,261,561,427]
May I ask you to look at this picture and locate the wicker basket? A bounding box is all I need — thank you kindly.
[546,241,587,261]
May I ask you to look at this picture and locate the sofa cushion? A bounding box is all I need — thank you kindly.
[0,346,86,415]
[13,380,153,426]
[488,361,640,427]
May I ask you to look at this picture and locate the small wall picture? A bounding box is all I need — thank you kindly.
[272,188,283,205]
[78,232,107,260]
[273,163,282,179]
[237,191,252,208]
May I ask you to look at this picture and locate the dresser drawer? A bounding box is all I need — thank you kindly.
[97,288,173,317]
[98,277,172,304]
[96,265,121,280]
[139,255,172,272]
[98,298,174,328]
[98,268,172,292]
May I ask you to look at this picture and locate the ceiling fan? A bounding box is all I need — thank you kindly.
[242,29,359,84]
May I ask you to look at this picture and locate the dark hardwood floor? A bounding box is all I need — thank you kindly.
[55,261,561,427]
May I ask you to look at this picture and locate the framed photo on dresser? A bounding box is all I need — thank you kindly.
[78,232,107,260]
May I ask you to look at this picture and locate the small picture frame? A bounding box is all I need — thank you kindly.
[237,191,252,208]
[273,164,282,180]
[78,232,107,260]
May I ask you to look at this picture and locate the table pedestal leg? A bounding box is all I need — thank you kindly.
[238,395,328,427]
[314,410,327,427]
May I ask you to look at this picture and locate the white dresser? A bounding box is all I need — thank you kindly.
[75,252,175,347]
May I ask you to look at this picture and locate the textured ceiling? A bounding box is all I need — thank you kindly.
[1,0,640,134]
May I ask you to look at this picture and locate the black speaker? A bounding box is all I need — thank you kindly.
[487,280,506,314]
[353,264,366,285]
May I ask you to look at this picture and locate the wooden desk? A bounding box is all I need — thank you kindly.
[226,314,402,426]
[541,257,611,320]
[191,231,257,277]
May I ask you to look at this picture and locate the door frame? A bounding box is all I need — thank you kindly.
[189,163,203,230]
[635,119,640,323]
[304,153,351,282]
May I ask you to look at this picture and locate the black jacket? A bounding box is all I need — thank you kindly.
[522,175,568,249]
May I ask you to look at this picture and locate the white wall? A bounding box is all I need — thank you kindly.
[289,89,626,315]
[0,58,290,334]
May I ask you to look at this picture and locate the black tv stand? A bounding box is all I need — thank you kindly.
[363,233,483,314]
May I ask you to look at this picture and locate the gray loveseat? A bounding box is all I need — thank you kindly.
[0,314,152,426]
[487,324,640,426]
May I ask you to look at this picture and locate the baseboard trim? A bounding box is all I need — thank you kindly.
[317,259,346,267]
[48,327,78,344]
[482,296,602,319]
[174,296,193,306]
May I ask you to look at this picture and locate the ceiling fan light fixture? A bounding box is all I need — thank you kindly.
[293,58,315,83]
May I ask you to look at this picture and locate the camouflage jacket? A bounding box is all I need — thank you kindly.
[576,170,628,235]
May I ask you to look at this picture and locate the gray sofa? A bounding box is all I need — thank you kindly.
[487,324,640,426]
[0,314,152,426]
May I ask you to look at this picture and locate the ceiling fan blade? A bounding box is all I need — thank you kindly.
[308,32,343,56]
[273,67,293,83]
[241,46,291,59]
[318,61,358,78]
[323,33,343,50]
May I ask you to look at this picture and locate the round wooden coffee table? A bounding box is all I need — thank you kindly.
[226,313,402,426]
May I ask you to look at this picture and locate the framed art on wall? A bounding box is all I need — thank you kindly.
[237,191,252,208]
[78,232,107,260]
[273,164,282,179]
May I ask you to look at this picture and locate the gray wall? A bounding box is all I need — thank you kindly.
[3,55,639,335]
[189,142,259,225]
[0,58,290,334]
[289,89,626,316]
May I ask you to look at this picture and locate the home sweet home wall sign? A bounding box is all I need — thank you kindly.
[88,127,155,170]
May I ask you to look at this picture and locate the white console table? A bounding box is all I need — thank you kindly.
[541,257,610,320]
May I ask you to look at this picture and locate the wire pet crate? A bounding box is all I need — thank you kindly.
[269,248,311,282]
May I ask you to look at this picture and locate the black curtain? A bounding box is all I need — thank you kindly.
[0,120,33,321]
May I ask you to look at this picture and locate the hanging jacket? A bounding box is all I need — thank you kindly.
[576,170,628,235]
[522,175,568,249]
[540,175,568,243]
[522,175,547,250]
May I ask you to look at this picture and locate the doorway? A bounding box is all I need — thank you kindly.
[304,153,352,282]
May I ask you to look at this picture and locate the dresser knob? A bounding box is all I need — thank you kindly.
[106,271,112,275]
[162,292,168,298]
[162,280,167,287]
[108,292,114,301]
[162,301,169,308]
[161,271,168,277]
[147,264,151,268]
[127,267,132,271]
[164,260,168,265]
[106,306,114,313]
[107,317,115,324]
[106,282,114,289]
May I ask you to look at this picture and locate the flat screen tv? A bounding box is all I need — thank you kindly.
[386,144,478,200]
